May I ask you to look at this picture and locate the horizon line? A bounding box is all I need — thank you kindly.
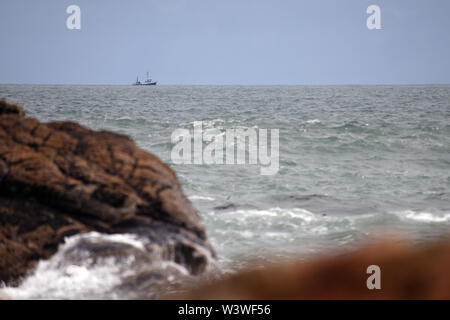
[1,82,450,87]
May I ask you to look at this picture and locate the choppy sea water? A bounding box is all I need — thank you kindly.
[1,85,449,299]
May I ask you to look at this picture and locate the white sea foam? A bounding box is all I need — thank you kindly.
[0,232,144,299]
[65,231,148,251]
[115,116,133,121]
[189,195,216,201]
[223,207,317,221]
[395,210,450,223]
[0,232,201,300]
[310,225,329,235]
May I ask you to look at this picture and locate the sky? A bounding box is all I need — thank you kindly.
[1,0,449,85]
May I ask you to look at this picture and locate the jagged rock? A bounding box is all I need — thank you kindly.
[0,100,214,286]
[178,239,450,299]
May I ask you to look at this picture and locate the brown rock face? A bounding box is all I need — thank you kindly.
[0,100,214,286]
[179,239,450,299]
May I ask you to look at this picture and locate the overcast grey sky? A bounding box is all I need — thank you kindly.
[1,0,449,85]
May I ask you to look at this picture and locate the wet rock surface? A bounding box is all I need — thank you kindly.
[0,100,214,288]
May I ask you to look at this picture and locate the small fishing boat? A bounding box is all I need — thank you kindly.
[133,72,157,86]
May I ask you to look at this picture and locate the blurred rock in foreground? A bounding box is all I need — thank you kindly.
[178,239,450,299]
[0,100,214,289]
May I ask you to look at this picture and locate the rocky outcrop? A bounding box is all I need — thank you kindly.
[0,100,214,286]
[179,239,450,299]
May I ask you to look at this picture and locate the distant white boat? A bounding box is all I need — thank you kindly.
[133,72,157,86]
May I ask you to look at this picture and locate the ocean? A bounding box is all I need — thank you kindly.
[1,84,449,298]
